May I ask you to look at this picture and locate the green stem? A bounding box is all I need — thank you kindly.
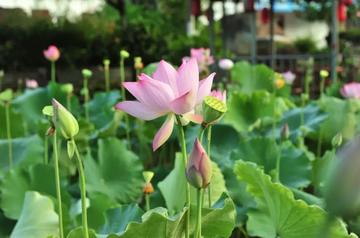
[275,153,281,183]
[5,103,12,169]
[317,129,323,158]
[51,61,56,83]
[120,57,131,148]
[320,76,325,96]
[207,125,212,207]
[44,135,48,165]
[74,142,89,238]
[198,126,205,142]
[272,81,277,139]
[195,189,203,238]
[105,65,110,92]
[175,115,190,238]
[145,194,150,211]
[83,78,89,122]
[53,131,64,238]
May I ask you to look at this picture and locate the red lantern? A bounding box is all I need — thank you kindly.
[261,8,269,24]
[192,0,201,18]
[337,2,347,22]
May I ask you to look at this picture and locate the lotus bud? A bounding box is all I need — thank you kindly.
[52,99,79,140]
[82,69,92,79]
[62,83,74,95]
[218,59,234,71]
[103,59,110,67]
[134,57,144,70]
[320,70,329,78]
[325,136,360,217]
[120,50,130,59]
[332,133,343,148]
[281,123,290,141]
[282,71,296,84]
[186,139,212,189]
[43,45,60,62]
[202,90,227,126]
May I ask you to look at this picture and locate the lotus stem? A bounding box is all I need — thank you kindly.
[175,115,190,238]
[83,77,89,122]
[120,57,131,148]
[207,125,212,207]
[104,64,110,92]
[51,61,56,83]
[53,130,64,238]
[74,142,89,238]
[5,102,12,169]
[145,194,150,211]
[195,188,203,238]
[44,135,48,165]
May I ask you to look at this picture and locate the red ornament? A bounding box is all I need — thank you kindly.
[337,2,347,22]
[261,8,270,24]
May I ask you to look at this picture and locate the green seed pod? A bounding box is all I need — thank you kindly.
[81,69,93,78]
[103,59,110,66]
[320,70,329,78]
[143,171,154,183]
[61,83,74,95]
[202,96,227,126]
[120,50,130,58]
[52,99,79,140]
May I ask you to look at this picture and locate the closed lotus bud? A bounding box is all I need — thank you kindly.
[120,50,130,58]
[281,123,289,141]
[320,70,329,78]
[62,83,74,95]
[52,99,79,139]
[332,133,343,148]
[325,136,360,217]
[202,90,227,126]
[43,45,60,62]
[186,139,212,189]
[218,59,234,70]
[134,57,144,70]
[82,69,92,78]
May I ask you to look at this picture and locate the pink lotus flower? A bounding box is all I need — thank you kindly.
[282,71,296,84]
[340,82,360,99]
[25,79,38,89]
[43,45,60,62]
[186,138,212,189]
[189,48,214,72]
[115,58,215,151]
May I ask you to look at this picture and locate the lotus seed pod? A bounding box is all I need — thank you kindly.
[320,70,329,78]
[52,99,79,139]
[202,94,227,126]
[120,50,130,58]
[103,59,110,66]
[82,69,93,78]
[143,171,154,183]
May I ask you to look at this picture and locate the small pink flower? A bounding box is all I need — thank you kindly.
[43,45,60,62]
[210,90,226,103]
[218,59,234,70]
[190,48,214,71]
[115,59,215,151]
[340,82,360,99]
[25,79,38,89]
[282,71,296,84]
[186,138,212,189]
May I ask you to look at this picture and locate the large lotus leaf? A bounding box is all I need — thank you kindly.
[107,194,235,238]
[0,135,43,175]
[87,91,120,130]
[315,96,360,143]
[0,104,25,138]
[98,204,143,235]
[230,61,274,94]
[85,138,144,203]
[270,103,328,142]
[10,191,59,238]
[234,161,356,238]
[223,91,291,132]
[0,163,70,219]
[158,152,226,214]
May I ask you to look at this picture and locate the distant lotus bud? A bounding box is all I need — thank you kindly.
[282,71,296,84]
[120,50,130,58]
[332,133,343,148]
[218,59,234,70]
[25,79,38,89]
[202,91,227,125]
[82,69,93,79]
[275,73,285,89]
[61,83,74,95]
[134,57,144,70]
[143,171,154,183]
[325,136,360,217]
[281,123,290,140]
[186,139,212,189]
[320,70,329,78]
[43,45,60,62]
[103,59,110,67]
[52,99,79,139]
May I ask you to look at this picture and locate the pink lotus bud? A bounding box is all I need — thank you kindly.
[43,45,60,62]
[186,139,212,189]
[340,82,360,99]
[25,79,38,89]
[218,59,234,70]
[282,71,296,84]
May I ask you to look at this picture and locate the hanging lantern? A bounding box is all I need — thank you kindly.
[338,2,347,22]
[192,0,201,18]
[261,8,270,24]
